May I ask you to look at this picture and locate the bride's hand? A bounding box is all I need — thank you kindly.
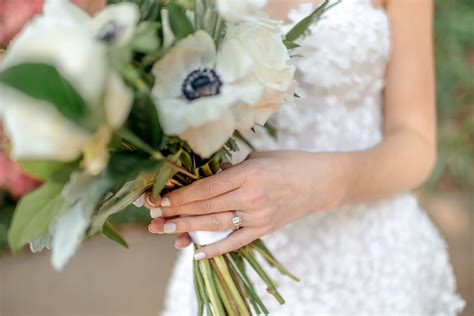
[146,151,348,259]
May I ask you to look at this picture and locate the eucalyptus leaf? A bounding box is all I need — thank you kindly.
[167,3,194,39]
[0,63,88,125]
[52,204,89,270]
[102,221,129,249]
[8,182,68,253]
[51,172,112,270]
[29,232,53,253]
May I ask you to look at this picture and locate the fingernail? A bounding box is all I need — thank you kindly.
[133,194,145,208]
[161,197,171,207]
[150,207,162,218]
[164,223,176,234]
[194,252,206,261]
[175,241,184,250]
[148,224,156,234]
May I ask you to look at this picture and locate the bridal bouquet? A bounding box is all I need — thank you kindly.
[0,0,331,314]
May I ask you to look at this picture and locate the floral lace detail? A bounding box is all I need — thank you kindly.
[162,1,465,315]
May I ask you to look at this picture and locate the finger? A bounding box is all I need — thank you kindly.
[175,233,192,249]
[163,211,249,234]
[164,166,245,207]
[161,190,245,217]
[220,162,233,170]
[193,228,260,260]
[144,191,162,209]
[148,217,166,234]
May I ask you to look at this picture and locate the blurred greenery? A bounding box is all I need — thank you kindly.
[0,193,15,249]
[428,0,474,192]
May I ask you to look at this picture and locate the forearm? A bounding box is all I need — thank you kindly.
[335,128,436,206]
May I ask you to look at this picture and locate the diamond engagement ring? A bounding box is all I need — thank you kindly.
[231,213,242,229]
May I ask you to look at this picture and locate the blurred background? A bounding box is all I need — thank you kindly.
[0,0,473,315]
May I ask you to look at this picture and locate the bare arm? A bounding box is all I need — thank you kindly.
[344,0,436,203]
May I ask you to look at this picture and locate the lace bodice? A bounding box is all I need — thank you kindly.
[251,0,391,153]
[162,1,465,315]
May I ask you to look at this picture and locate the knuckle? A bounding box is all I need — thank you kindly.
[210,215,226,231]
[167,192,182,206]
[230,238,246,251]
[178,219,191,232]
[250,189,269,207]
[210,245,224,258]
[197,199,213,213]
[199,181,215,197]
[163,206,179,217]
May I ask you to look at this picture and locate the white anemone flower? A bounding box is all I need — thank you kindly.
[152,30,263,158]
[216,0,268,23]
[0,0,136,164]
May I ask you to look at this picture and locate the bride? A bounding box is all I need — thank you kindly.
[145,0,465,314]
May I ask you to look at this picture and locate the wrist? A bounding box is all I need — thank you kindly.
[299,151,355,212]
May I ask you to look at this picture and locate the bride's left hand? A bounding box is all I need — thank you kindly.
[146,151,348,260]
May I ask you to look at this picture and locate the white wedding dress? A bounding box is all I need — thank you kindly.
[162,1,465,315]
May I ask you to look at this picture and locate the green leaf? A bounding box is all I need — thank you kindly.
[107,151,158,184]
[102,221,129,249]
[285,0,334,42]
[152,151,181,198]
[18,160,78,182]
[8,182,68,253]
[127,93,163,149]
[0,63,87,124]
[263,122,278,140]
[167,3,194,39]
[133,22,161,53]
[89,181,152,235]
[283,40,301,49]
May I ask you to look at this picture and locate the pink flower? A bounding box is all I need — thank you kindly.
[0,0,105,47]
[0,151,41,200]
[0,125,41,199]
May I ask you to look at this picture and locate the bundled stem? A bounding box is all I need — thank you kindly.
[193,239,297,316]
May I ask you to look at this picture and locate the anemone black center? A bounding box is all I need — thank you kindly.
[182,68,222,101]
[97,21,125,42]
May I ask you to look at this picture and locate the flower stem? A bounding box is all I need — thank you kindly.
[214,255,250,316]
[210,260,238,316]
[199,259,225,316]
[251,240,300,282]
[226,253,269,315]
[240,247,286,305]
[117,129,200,181]
[193,259,206,316]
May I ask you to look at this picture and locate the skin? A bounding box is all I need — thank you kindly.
[147,0,436,260]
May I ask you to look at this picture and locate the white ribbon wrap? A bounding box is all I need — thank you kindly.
[188,229,233,245]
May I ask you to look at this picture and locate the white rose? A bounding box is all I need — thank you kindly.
[216,0,268,23]
[225,22,295,129]
[0,0,136,165]
[152,30,262,158]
